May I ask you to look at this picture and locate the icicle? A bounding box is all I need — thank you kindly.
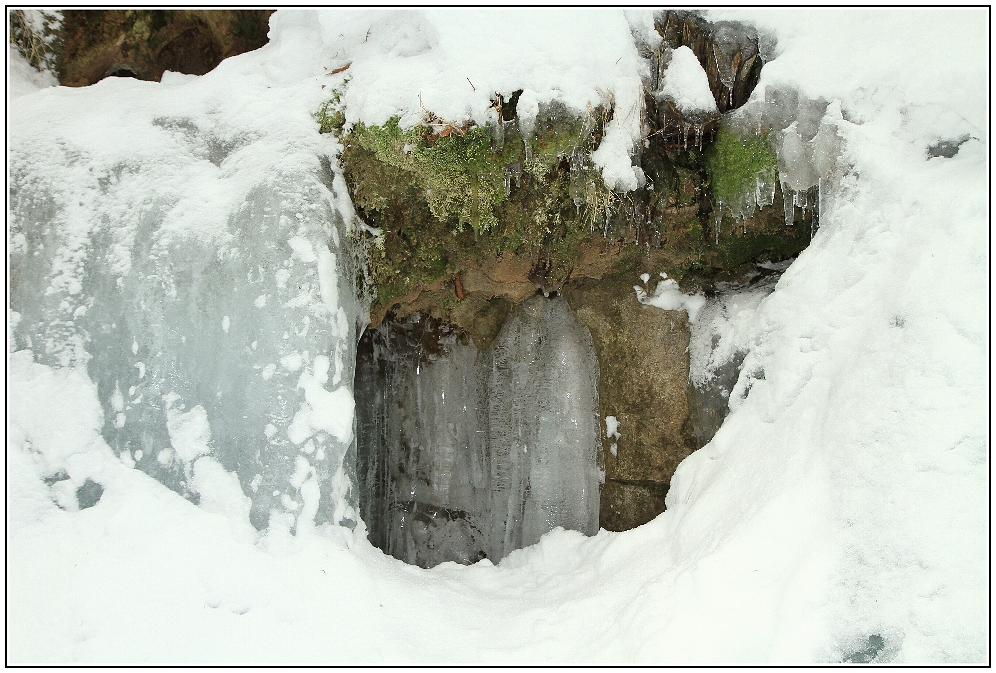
[782,183,795,226]
[504,173,511,197]
[683,123,690,151]
[816,176,825,231]
[757,175,775,209]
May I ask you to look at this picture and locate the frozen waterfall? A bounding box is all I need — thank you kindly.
[356,295,601,567]
[9,101,366,532]
[483,295,601,561]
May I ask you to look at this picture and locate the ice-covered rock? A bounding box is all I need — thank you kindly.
[8,66,366,531]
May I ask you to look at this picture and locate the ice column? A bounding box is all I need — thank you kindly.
[483,295,601,561]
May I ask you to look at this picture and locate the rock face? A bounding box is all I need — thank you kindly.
[339,12,816,541]
[563,268,697,531]
[20,10,273,86]
[646,11,765,114]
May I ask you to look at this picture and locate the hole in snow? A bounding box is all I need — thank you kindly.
[104,67,139,79]
[76,479,105,510]
[927,135,970,159]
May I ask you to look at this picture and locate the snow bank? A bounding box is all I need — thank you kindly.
[6,8,988,664]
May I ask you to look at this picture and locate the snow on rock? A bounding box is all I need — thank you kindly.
[294,9,650,192]
[8,44,58,102]
[635,272,707,322]
[658,45,719,115]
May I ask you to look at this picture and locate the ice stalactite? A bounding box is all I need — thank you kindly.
[718,87,844,230]
[355,295,601,567]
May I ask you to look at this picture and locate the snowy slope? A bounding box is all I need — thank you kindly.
[6,9,989,664]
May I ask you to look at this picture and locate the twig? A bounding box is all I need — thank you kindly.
[331,63,351,75]
[467,78,476,91]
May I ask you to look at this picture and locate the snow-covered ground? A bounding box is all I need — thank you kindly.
[7,9,988,664]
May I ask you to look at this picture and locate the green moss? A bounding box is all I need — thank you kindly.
[348,117,505,235]
[704,126,777,207]
[330,93,809,314]
[316,84,347,134]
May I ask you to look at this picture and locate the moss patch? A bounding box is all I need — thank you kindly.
[704,125,777,208]
[350,117,506,234]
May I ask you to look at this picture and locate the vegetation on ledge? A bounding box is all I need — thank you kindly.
[321,91,808,318]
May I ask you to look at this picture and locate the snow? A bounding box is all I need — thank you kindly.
[8,44,57,102]
[658,45,719,115]
[7,8,989,665]
[635,272,707,322]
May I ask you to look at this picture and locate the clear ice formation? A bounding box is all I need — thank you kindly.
[356,317,489,567]
[9,132,365,531]
[721,86,844,228]
[356,295,601,567]
[484,295,601,560]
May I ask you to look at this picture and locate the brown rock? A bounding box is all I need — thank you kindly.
[56,10,273,87]
[563,267,697,530]
[600,480,669,531]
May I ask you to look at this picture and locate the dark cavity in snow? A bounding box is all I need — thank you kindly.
[842,633,899,663]
[76,479,105,509]
[927,135,971,159]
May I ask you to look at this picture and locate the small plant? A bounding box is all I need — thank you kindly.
[316,82,348,134]
[9,9,62,75]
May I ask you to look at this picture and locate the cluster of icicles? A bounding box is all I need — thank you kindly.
[718,87,844,239]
